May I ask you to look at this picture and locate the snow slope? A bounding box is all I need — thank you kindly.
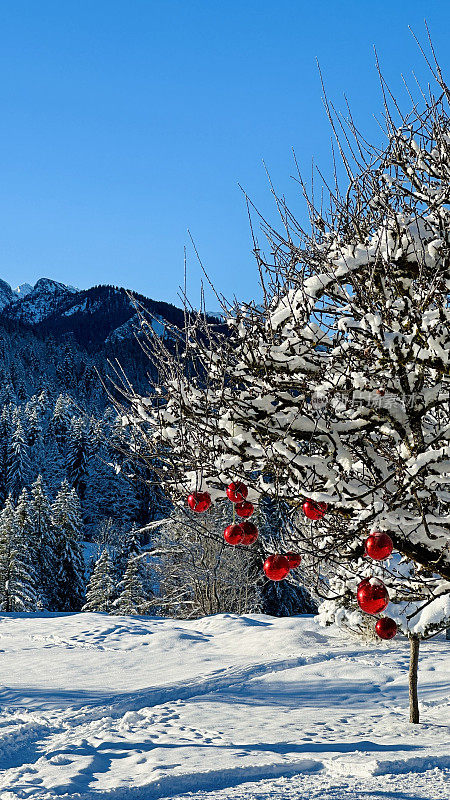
[0,613,448,800]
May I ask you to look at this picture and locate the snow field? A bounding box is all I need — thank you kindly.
[0,612,448,799]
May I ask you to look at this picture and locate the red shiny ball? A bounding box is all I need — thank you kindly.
[224,524,244,545]
[187,492,211,513]
[235,500,254,518]
[375,617,398,640]
[226,482,248,503]
[357,579,389,615]
[302,500,327,520]
[239,520,259,545]
[365,532,393,561]
[286,551,302,569]
[263,554,290,581]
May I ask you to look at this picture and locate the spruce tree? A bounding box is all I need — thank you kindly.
[0,497,14,610]
[52,480,85,610]
[114,523,142,586]
[14,488,39,610]
[51,394,72,452]
[30,475,58,609]
[0,495,38,612]
[113,554,152,616]
[67,418,88,501]
[82,549,114,612]
[7,412,30,500]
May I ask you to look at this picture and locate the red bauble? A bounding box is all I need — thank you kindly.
[187,491,211,513]
[224,524,244,545]
[263,554,290,581]
[235,500,254,518]
[375,617,398,640]
[365,532,393,561]
[239,520,258,545]
[302,500,327,521]
[357,579,389,615]
[286,551,302,569]
[226,482,248,503]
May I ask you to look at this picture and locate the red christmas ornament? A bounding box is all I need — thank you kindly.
[239,520,259,545]
[302,500,327,521]
[375,617,398,640]
[365,532,393,561]
[235,500,254,518]
[357,578,389,615]
[224,524,244,545]
[187,491,211,513]
[286,551,302,569]
[226,482,248,503]
[263,554,290,581]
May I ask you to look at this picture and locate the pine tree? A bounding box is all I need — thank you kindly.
[51,394,73,452]
[82,549,114,612]
[67,418,88,501]
[113,523,142,586]
[52,480,85,611]
[7,412,30,500]
[25,398,43,448]
[113,554,152,616]
[0,497,14,610]
[0,495,38,612]
[14,488,39,610]
[0,406,12,503]
[30,475,58,609]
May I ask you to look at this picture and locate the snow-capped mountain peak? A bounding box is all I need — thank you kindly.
[3,277,79,324]
[13,282,33,297]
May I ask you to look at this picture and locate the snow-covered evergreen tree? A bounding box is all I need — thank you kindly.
[7,412,30,500]
[82,549,114,612]
[0,494,38,611]
[113,554,152,615]
[51,480,85,610]
[51,394,73,452]
[67,417,89,501]
[30,475,58,609]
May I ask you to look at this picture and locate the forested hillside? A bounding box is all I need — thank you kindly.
[0,279,181,613]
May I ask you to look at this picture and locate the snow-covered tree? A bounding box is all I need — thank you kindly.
[82,549,114,612]
[30,475,58,609]
[0,495,38,611]
[51,394,73,452]
[153,500,315,618]
[7,412,30,500]
[67,418,89,501]
[117,64,450,723]
[113,553,153,615]
[52,480,85,610]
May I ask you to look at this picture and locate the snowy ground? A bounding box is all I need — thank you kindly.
[0,613,448,800]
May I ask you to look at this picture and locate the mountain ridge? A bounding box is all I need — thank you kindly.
[0,277,220,353]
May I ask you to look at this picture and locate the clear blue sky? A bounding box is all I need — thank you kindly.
[0,1,448,307]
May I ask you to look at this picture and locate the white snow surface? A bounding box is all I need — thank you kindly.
[0,612,448,800]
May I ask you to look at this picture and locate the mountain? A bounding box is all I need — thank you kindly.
[13,282,33,297]
[0,278,15,310]
[3,277,78,325]
[0,277,220,354]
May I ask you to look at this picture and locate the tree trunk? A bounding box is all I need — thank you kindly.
[409,635,420,724]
